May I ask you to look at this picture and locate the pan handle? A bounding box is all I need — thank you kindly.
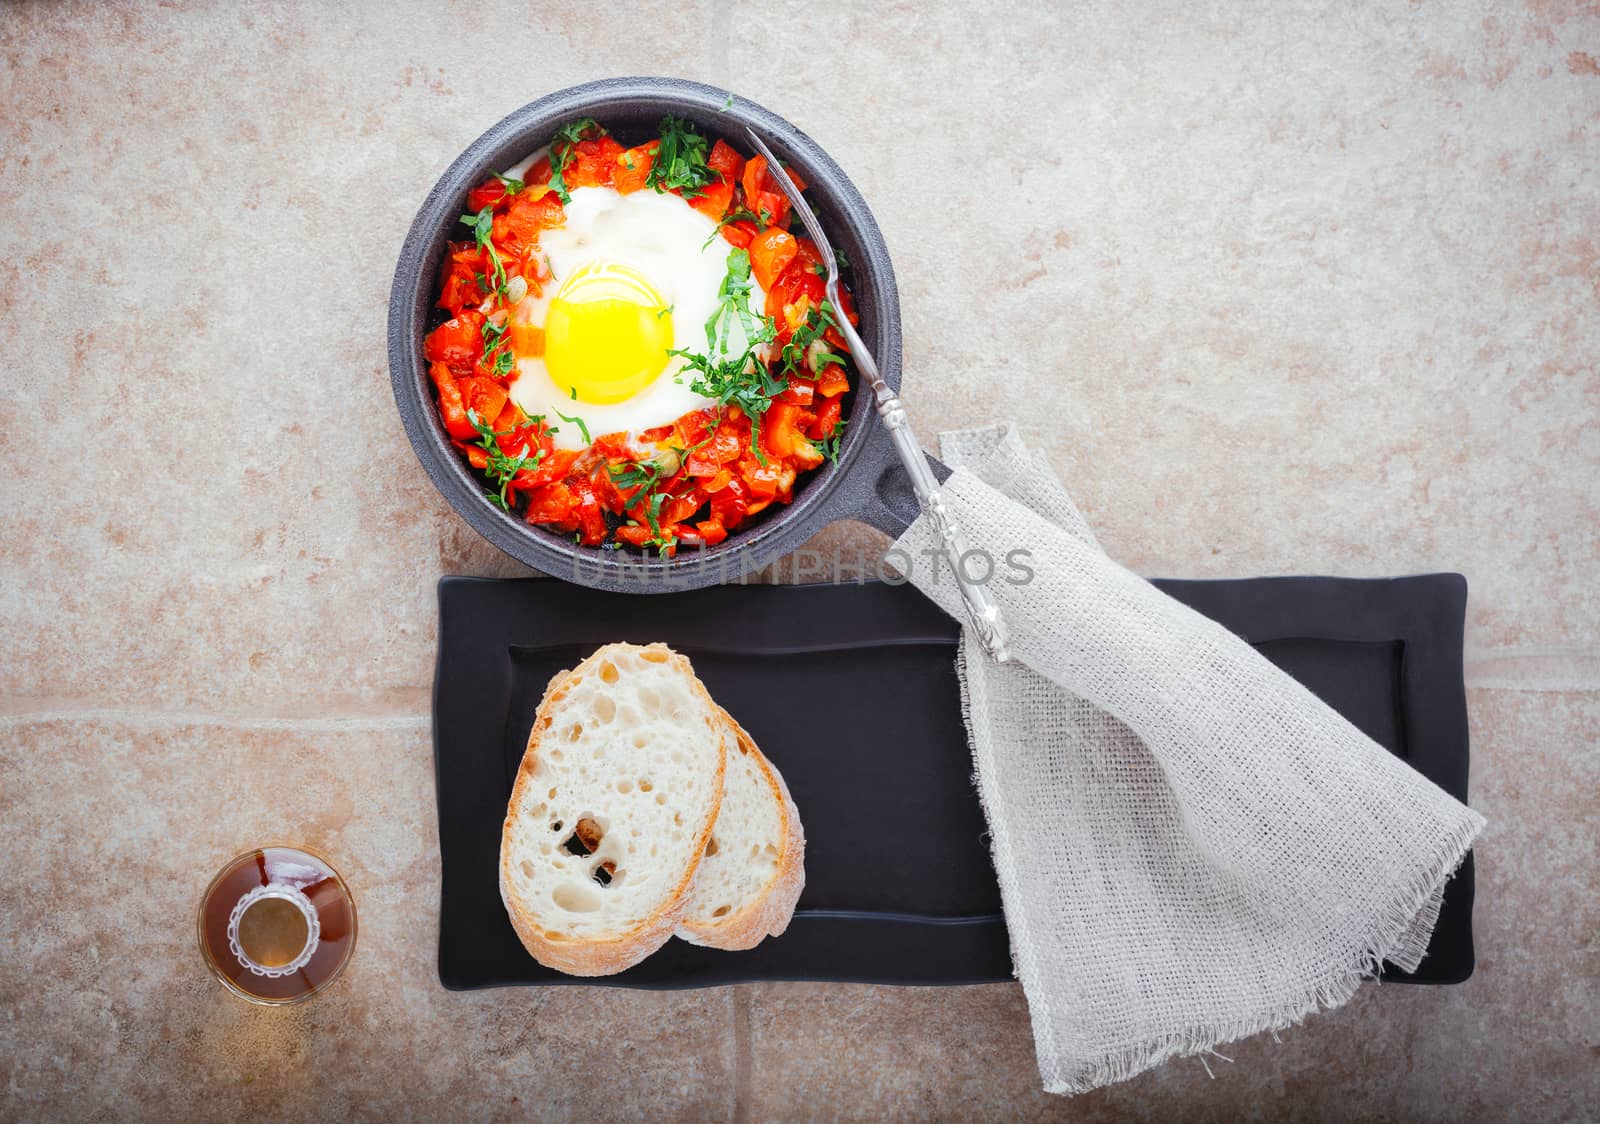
[851,451,953,538]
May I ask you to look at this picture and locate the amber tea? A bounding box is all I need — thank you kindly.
[198,845,357,1004]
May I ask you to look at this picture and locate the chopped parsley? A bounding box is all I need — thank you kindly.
[480,314,515,378]
[646,115,715,199]
[702,206,760,250]
[778,300,839,380]
[821,416,847,465]
[459,205,508,295]
[670,248,784,463]
[553,387,591,445]
[468,409,543,511]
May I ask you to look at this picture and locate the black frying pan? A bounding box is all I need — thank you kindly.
[387,77,942,592]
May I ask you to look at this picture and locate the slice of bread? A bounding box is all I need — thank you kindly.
[677,712,805,950]
[499,643,727,976]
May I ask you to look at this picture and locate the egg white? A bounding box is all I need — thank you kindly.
[505,183,768,452]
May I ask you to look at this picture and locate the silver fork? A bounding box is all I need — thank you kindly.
[743,128,1010,662]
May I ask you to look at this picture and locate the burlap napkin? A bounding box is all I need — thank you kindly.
[889,423,1484,1095]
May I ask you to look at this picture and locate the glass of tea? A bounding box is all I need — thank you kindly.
[197,844,357,1004]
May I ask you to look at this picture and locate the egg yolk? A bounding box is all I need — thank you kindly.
[542,264,675,404]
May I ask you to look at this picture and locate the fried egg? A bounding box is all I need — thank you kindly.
[505,182,767,451]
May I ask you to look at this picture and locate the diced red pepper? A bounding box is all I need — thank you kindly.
[749,228,798,291]
[614,142,657,194]
[499,189,565,251]
[460,377,507,427]
[776,380,815,406]
[467,177,515,213]
[809,396,842,439]
[435,376,477,441]
[816,360,850,398]
[741,155,768,210]
[710,477,750,526]
[563,135,625,190]
[694,519,728,545]
[524,481,575,526]
[742,457,785,499]
[760,402,804,459]
[719,219,757,248]
[707,139,743,182]
[424,310,485,374]
[687,176,734,221]
[755,190,790,230]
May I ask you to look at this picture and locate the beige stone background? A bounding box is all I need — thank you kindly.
[2,0,1597,1119]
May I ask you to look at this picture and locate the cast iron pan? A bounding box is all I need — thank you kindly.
[388,77,937,592]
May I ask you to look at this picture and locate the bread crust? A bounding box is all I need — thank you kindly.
[676,712,807,951]
[498,643,727,976]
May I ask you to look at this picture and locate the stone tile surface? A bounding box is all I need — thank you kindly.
[1,0,1596,1119]
[0,718,739,1120]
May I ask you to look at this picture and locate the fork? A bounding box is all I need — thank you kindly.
[743,128,1010,662]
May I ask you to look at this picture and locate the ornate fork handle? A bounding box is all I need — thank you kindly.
[745,127,1011,662]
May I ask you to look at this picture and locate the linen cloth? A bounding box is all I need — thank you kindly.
[889,423,1484,1095]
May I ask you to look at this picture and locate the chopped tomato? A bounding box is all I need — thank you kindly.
[742,457,785,499]
[719,219,757,248]
[755,190,790,230]
[767,260,825,331]
[563,135,625,189]
[460,378,507,427]
[614,142,657,194]
[749,228,798,290]
[568,476,608,544]
[526,156,553,185]
[493,396,524,431]
[424,310,485,374]
[674,409,718,449]
[809,396,842,439]
[776,379,815,406]
[466,177,515,213]
[687,176,734,221]
[434,376,477,440]
[708,139,743,182]
[816,357,850,398]
[515,447,578,491]
[709,478,750,526]
[614,524,666,550]
[524,481,575,526]
[694,519,728,545]
[500,190,565,250]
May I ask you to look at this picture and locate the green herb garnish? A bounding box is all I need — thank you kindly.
[480,314,515,377]
[821,416,847,465]
[553,387,591,444]
[468,409,543,510]
[459,205,508,294]
[778,300,839,381]
[702,206,760,250]
[646,115,715,199]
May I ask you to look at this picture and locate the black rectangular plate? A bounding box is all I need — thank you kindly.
[434,574,1474,989]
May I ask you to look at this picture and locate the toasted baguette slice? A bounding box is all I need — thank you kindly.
[677,712,805,950]
[500,643,727,976]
